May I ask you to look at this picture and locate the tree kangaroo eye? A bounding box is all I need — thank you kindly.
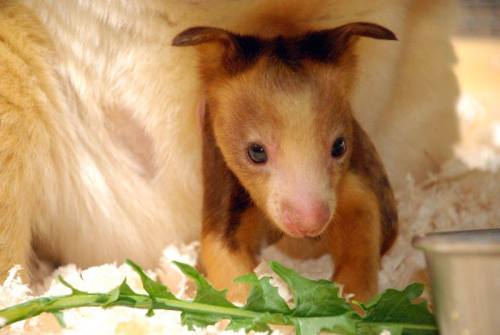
[247,143,268,164]
[331,137,346,158]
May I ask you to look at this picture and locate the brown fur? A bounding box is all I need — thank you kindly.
[327,172,384,301]
[0,0,457,285]
[176,22,398,302]
[350,121,398,254]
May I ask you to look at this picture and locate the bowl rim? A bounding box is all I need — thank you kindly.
[412,228,500,254]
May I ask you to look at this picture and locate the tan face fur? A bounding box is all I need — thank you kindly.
[208,60,354,238]
[172,22,396,239]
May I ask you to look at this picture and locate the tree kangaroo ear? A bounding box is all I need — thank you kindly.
[331,22,397,41]
[172,26,236,48]
[299,22,397,62]
[172,26,263,76]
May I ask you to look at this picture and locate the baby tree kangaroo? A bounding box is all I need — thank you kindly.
[173,22,398,302]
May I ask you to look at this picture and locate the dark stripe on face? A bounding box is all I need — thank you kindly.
[224,179,253,249]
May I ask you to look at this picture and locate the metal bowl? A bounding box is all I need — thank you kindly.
[413,229,500,335]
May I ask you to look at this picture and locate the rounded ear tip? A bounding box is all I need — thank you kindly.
[171,35,186,46]
[171,27,206,47]
[385,30,398,41]
[374,25,397,41]
[171,26,235,47]
[357,22,398,41]
[171,30,195,46]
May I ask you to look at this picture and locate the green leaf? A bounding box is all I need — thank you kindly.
[268,262,361,335]
[292,313,359,335]
[126,259,177,300]
[359,283,438,335]
[235,273,290,314]
[102,278,140,308]
[127,259,177,317]
[103,280,145,309]
[117,280,137,296]
[174,261,237,329]
[173,262,234,308]
[270,261,351,317]
[180,312,226,330]
[227,313,286,333]
[0,260,439,335]
[51,311,66,328]
[101,287,120,307]
[58,276,87,295]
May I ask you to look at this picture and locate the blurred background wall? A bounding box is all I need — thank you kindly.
[452,0,500,169]
[458,0,500,35]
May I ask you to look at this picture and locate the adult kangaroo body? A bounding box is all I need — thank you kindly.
[0,0,458,281]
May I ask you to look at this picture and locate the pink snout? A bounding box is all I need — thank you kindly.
[281,200,332,238]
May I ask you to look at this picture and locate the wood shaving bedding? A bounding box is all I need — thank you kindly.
[2,86,500,334]
[1,157,498,334]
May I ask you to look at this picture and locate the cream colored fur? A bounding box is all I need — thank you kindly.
[0,0,459,280]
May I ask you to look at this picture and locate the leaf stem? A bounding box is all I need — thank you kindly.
[0,292,262,328]
[358,321,439,330]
